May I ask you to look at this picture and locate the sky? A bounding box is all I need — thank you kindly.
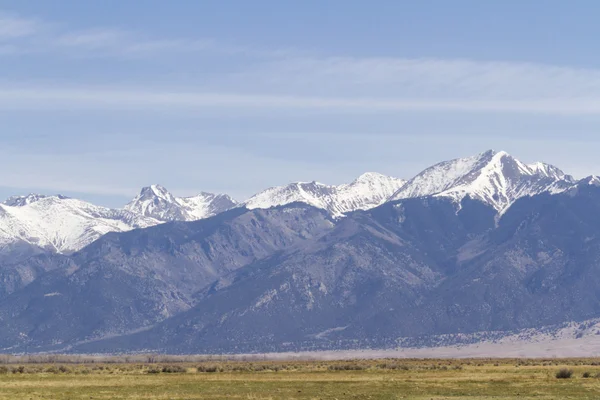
[2,0,600,207]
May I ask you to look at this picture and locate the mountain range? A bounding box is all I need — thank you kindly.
[0,149,597,354]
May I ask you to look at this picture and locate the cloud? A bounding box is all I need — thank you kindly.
[4,10,600,116]
[54,29,127,48]
[0,9,284,58]
[51,28,221,56]
[234,57,600,99]
[2,83,600,115]
[0,12,40,38]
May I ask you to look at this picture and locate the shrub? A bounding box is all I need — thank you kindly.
[161,365,187,373]
[583,371,592,378]
[147,367,161,374]
[556,369,573,379]
[13,366,25,374]
[328,364,366,371]
[197,365,220,373]
[58,365,71,373]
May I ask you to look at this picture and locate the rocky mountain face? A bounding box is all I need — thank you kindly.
[73,181,600,354]
[0,149,594,354]
[0,205,334,352]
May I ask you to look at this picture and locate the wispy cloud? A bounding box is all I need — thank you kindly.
[3,9,600,115]
[236,57,600,99]
[0,9,288,58]
[51,28,222,57]
[0,12,41,38]
[2,81,600,115]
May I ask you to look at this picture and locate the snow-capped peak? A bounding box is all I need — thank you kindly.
[527,162,573,181]
[389,149,575,213]
[135,184,179,205]
[583,175,600,187]
[0,184,238,256]
[125,184,186,221]
[244,173,406,217]
[125,185,237,222]
[354,172,387,182]
[176,192,238,221]
[0,196,159,254]
[145,184,175,201]
[3,193,68,207]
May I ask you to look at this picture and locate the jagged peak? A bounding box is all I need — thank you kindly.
[355,172,386,181]
[244,172,407,217]
[351,172,405,185]
[3,194,69,207]
[182,191,238,203]
[578,175,600,187]
[136,184,176,201]
[390,149,575,213]
[527,161,574,181]
[125,185,238,222]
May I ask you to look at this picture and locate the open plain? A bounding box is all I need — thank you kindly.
[0,358,599,399]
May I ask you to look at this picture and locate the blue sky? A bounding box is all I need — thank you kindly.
[2,1,600,207]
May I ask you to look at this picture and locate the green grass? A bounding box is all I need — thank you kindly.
[0,358,599,399]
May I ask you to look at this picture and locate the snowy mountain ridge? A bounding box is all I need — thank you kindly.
[0,186,241,256]
[389,150,575,213]
[124,184,238,222]
[244,172,406,218]
[0,150,580,256]
[0,196,160,255]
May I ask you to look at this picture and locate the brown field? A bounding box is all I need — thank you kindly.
[0,357,599,399]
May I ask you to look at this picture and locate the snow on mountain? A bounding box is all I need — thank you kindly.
[177,193,239,221]
[0,151,577,256]
[244,172,406,217]
[578,175,600,187]
[389,150,575,213]
[124,184,238,222]
[0,196,160,254]
[0,185,238,256]
[2,194,64,207]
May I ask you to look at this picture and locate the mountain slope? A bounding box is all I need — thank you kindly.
[0,204,334,351]
[1,150,598,355]
[73,197,498,354]
[244,172,406,217]
[389,150,574,213]
[125,185,238,222]
[391,179,600,339]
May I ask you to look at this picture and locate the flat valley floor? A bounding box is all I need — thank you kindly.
[0,358,599,399]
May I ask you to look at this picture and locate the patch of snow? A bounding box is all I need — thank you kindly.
[254,289,278,309]
[312,326,349,339]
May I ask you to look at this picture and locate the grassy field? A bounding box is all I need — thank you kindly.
[0,358,599,399]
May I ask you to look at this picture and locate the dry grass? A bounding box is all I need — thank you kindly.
[0,358,599,399]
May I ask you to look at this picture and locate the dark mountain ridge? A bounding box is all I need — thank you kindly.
[0,152,596,354]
